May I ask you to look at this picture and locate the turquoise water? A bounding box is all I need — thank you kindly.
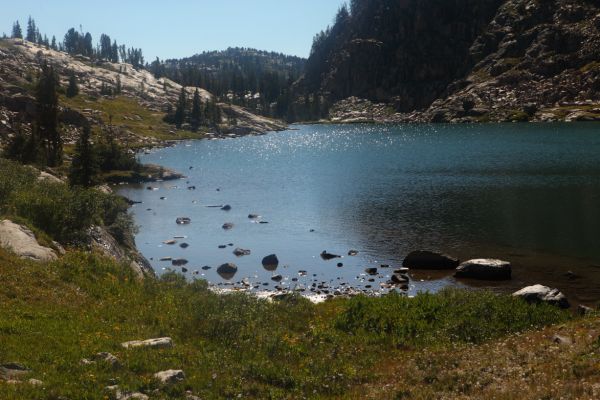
[118,123,600,299]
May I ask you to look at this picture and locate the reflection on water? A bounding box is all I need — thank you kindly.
[118,123,600,303]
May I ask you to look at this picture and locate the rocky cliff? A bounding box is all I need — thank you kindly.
[0,39,286,148]
[300,0,600,123]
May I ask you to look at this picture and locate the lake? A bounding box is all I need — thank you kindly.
[118,123,600,304]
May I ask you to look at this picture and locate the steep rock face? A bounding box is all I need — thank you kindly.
[301,0,505,111]
[420,0,600,122]
[304,0,600,123]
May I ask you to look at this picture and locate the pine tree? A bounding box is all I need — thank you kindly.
[191,88,202,131]
[111,40,119,63]
[11,21,22,39]
[26,16,36,42]
[83,32,93,57]
[69,124,98,187]
[50,36,57,50]
[115,75,122,94]
[66,72,79,98]
[174,87,187,128]
[36,63,62,167]
[100,34,112,59]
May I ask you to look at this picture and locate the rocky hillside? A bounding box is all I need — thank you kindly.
[0,39,286,148]
[300,0,600,123]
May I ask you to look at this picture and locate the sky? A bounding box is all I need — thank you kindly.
[1,0,347,60]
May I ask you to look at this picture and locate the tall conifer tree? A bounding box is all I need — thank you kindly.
[174,87,187,128]
[36,63,62,167]
[69,124,98,187]
[191,89,202,131]
[12,21,22,39]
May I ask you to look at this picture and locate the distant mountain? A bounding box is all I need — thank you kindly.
[156,48,306,118]
[293,0,600,123]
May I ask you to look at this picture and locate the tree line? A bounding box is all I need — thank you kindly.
[153,48,305,120]
[164,87,222,131]
[9,17,145,68]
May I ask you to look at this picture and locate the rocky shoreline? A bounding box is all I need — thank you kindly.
[328,96,600,124]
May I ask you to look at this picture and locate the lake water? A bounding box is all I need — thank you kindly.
[118,123,600,303]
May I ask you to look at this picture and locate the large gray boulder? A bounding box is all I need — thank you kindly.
[0,220,57,262]
[454,259,512,280]
[512,284,570,309]
[402,250,459,269]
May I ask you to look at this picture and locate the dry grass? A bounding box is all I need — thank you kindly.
[355,316,600,399]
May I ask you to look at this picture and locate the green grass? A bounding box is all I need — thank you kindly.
[0,244,572,399]
[60,95,205,145]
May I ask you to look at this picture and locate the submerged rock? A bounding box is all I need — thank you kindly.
[403,250,459,269]
[365,267,378,275]
[176,217,191,225]
[321,250,341,260]
[172,259,189,267]
[512,284,570,308]
[233,248,251,257]
[455,259,512,280]
[222,223,234,230]
[221,204,232,211]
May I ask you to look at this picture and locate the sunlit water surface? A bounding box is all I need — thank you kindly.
[118,123,600,302]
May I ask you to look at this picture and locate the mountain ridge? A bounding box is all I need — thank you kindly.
[294,0,600,123]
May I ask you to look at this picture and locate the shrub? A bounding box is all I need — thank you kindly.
[0,158,137,245]
[336,288,570,346]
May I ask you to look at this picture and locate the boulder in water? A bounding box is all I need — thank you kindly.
[402,250,459,269]
[233,248,251,257]
[217,263,238,280]
[172,259,188,267]
[455,259,512,280]
[321,250,341,260]
[262,254,279,271]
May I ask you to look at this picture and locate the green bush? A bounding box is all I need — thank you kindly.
[336,288,570,346]
[0,158,136,245]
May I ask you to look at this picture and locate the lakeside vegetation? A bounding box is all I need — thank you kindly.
[1,5,600,399]
[0,158,596,399]
[0,245,589,399]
